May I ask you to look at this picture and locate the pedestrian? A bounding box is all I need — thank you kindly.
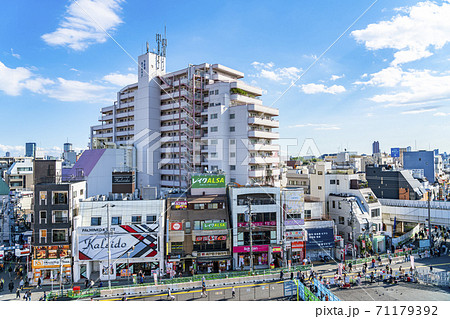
[371,258,375,268]
[9,280,14,293]
[37,277,42,289]
[0,278,4,291]
[430,266,433,273]
[23,291,27,300]
[8,265,12,278]
[279,270,283,280]
[43,291,47,301]
[99,280,103,288]
[16,288,21,299]
[348,262,352,272]
[297,270,300,280]
[84,278,89,289]
[201,284,207,297]
[28,291,32,301]
[290,272,293,280]
[19,278,24,290]
[231,286,235,299]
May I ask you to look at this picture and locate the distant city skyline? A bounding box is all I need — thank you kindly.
[1,0,450,157]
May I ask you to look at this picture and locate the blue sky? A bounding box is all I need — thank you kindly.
[1,0,450,157]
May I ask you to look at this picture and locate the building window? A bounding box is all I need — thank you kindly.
[40,211,47,224]
[215,89,219,95]
[211,165,219,171]
[91,217,102,226]
[230,165,236,171]
[210,127,218,132]
[52,229,67,243]
[318,171,323,175]
[210,113,218,119]
[40,229,47,244]
[194,221,201,230]
[330,180,336,185]
[230,152,236,158]
[39,191,47,205]
[229,139,235,145]
[207,203,218,209]
[132,215,142,224]
[211,152,218,158]
[332,201,335,209]
[146,215,157,224]
[194,204,205,210]
[337,179,340,185]
[230,113,235,119]
[230,126,235,132]
[230,178,236,183]
[339,216,345,225]
[304,210,312,219]
[53,191,68,205]
[171,242,183,252]
[111,216,122,225]
[211,139,218,145]
[371,208,380,218]
[338,202,342,209]
[318,186,322,190]
[52,211,68,223]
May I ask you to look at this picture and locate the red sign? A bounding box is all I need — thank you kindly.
[233,245,269,253]
[291,241,305,250]
[195,235,227,242]
[170,222,183,231]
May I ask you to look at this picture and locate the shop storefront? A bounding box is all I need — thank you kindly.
[271,246,283,268]
[233,245,269,270]
[372,235,386,254]
[305,227,335,260]
[32,258,71,285]
[196,251,232,273]
[289,241,305,264]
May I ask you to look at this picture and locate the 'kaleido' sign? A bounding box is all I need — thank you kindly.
[191,175,225,188]
[78,225,159,261]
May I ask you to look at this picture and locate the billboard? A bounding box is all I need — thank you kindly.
[170,222,183,231]
[191,175,225,188]
[284,189,304,216]
[305,228,334,249]
[202,222,227,230]
[391,148,400,158]
[78,224,159,261]
[174,201,187,209]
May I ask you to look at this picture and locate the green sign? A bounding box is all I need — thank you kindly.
[191,175,225,188]
[202,222,227,230]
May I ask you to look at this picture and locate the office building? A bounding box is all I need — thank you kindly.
[372,141,380,154]
[25,142,36,158]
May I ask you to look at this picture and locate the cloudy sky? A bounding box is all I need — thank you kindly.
[1,0,449,157]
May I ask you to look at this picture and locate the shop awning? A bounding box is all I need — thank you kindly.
[197,255,233,262]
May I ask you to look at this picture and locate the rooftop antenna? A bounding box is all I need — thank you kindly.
[156,33,161,70]
[161,26,167,71]
[146,41,149,53]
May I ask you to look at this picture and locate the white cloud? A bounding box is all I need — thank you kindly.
[10,48,20,59]
[351,1,450,65]
[289,123,341,130]
[300,83,346,95]
[41,0,124,51]
[47,78,114,103]
[401,108,437,115]
[0,61,53,96]
[0,144,25,156]
[356,66,450,105]
[434,112,450,116]
[251,61,302,83]
[330,74,344,81]
[103,72,137,86]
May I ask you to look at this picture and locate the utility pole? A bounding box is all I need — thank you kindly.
[349,199,356,260]
[102,203,115,290]
[247,197,253,273]
[428,191,432,251]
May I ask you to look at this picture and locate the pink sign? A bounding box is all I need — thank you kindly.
[237,221,276,227]
[233,245,269,253]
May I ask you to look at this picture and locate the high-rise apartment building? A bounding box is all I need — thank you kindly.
[372,141,380,154]
[26,142,36,158]
[90,48,280,193]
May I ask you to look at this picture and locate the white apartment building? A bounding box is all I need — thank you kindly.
[5,157,34,191]
[90,49,280,194]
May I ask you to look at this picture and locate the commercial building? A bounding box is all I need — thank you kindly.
[403,150,436,183]
[372,141,380,155]
[62,143,77,167]
[72,198,165,282]
[25,142,36,158]
[90,42,280,194]
[31,159,86,285]
[229,186,282,269]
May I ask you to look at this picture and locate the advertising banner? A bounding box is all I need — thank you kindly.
[284,189,305,215]
[202,222,227,230]
[305,228,334,249]
[237,221,276,227]
[170,222,183,231]
[78,224,158,261]
[291,241,305,250]
[233,245,269,253]
[195,235,227,242]
[391,148,400,158]
[284,219,305,226]
[286,230,307,241]
[174,201,187,209]
[191,175,225,188]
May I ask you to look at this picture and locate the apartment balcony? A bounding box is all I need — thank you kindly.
[101,105,114,113]
[200,146,209,153]
[160,124,187,132]
[160,169,188,176]
[247,104,279,116]
[161,113,187,122]
[248,169,265,178]
[93,132,113,138]
[161,101,190,111]
[160,158,187,165]
[230,82,262,96]
[248,130,279,139]
[248,156,280,165]
[116,129,134,137]
[248,144,280,152]
[116,111,134,119]
[161,90,189,101]
[161,147,187,153]
[160,135,188,143]
[115,121,133,128]
[100,114,113,121]
[230,94,262,105]
[161,180,186,187]
[91,123,113,131]
[248,117,279,128]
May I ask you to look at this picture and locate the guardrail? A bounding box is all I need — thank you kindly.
[313,278,340,301]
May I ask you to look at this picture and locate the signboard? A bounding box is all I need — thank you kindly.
[198,251,229,257]
[238,221,276,227]
[202,222,227,230]
[284,219,305,226]
[191,175,225,188]
[112,175,134,184]
[78,224,159,261]
[291,241,305,250]
[286,230,307,241]
[34,245,71,259]
[284,189,304,215]
[233,245,269,253]
[33,258,71,268]
[419,239,430,248]
[196,235,227,242]
[391,148,400,158]
[272,247,282,253]
[174,201,187,209]
[305,228,334,249]
[170,222,183,231]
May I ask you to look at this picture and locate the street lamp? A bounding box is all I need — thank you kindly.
[102,203,115,290]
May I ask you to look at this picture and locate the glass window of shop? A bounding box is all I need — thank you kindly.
[238,253,268,267]
[52,229,67,243]
[193,241,226,251]
[243,231,271,245]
